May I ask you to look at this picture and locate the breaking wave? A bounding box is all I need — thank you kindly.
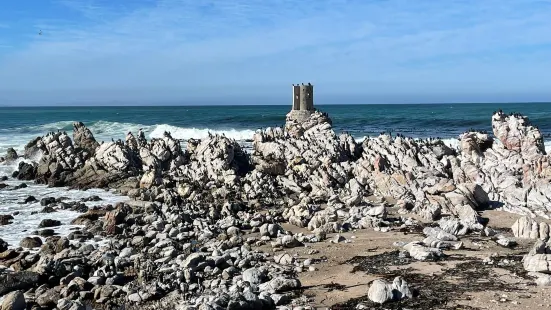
[0,121,257,155]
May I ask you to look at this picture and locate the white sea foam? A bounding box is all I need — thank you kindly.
[0,121,256,156]
[0,160,127,248]
[149,124,255,141]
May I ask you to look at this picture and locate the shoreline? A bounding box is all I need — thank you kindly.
[1,108,551,309]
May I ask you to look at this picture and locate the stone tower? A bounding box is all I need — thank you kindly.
[287,83,315,123]
[292,83,314,111]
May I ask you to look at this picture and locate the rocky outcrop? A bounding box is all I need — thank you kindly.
[176,134,250,187]
[455,112,551,217]
[72,121,99,156]
[512,216,550,240]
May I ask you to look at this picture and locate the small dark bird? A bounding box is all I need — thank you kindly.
[38,30,42,36]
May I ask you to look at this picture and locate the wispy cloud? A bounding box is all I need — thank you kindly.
[0,0,550,104]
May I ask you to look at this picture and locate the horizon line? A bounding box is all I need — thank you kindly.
[0,101,550,108]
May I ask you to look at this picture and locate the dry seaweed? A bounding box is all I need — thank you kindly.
[333,252,529,310]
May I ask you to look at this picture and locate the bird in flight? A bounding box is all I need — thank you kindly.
[38,30,42,35]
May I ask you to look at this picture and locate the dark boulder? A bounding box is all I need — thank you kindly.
[0,238,8,252]
[14,162,37,181]
[14,183,27,190]
[40,197,56,206]
[0,271,41,296]
[23,196,37,204]
[19,237,43,248]
[0,214,14,225]
[38,219,61,228]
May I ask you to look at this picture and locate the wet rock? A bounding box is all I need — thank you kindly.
[14,183,27,190]
[23,196,36,204]
[40,206,56,213]
[19,237,43,248]
[40,197,56,206]
[0,215,14,226]
[38,219,61,228]
[36,229,55,237]
[0,238,8,252]
[14,162,36,181]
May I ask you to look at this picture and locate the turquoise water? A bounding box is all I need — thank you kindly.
[1,103,550,155]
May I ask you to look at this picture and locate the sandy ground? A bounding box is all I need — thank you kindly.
[253,207,551,309]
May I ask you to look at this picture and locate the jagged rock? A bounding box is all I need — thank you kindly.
[14,162,36,181]
[72,122,99,155]
[4,148,18,163]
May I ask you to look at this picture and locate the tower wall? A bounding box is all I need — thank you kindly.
[292,85,301,110]
[291,83,314,112]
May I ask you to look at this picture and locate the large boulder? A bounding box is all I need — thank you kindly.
[0,271,40,296]
[1,290,26,310]
[13,162,36,181]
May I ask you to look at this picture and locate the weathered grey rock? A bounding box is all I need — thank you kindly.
[274,253,294,265]
[242,268,266,285]
[72,122,99,155]
[4,148,18,163]
[259,277,301,293]
[57,298,85,310]
[1,290,26,310]
[367,277,412,304]
[403,242,443,261]
[368,279,393,304]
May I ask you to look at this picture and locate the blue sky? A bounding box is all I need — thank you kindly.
[0,0,551,105]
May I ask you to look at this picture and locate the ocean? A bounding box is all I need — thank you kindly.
[1,103,551,247]
[1,103,551,157]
